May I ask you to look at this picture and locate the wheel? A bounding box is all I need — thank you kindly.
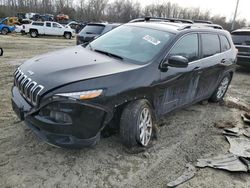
[64,32,72,39]
[120,100,156,148]
[210,73,231,102]
[30,30,38,38]
[21,30,26,35]
[1,27,9,35]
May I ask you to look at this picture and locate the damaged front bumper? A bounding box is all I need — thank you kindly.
[11,86,113,148]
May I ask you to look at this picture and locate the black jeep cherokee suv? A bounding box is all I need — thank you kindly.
[12,18,237,148]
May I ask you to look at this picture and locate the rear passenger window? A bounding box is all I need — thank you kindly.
[169,34,199,62]
[46,23,51,27]
[201,34,220,58]
[220,35,231,51]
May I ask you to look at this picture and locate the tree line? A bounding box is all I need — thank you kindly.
[0,0,247,31]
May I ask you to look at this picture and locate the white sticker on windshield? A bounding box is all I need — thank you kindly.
[143,35,161,46]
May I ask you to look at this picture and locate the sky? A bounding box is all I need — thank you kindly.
[138,0,250,21]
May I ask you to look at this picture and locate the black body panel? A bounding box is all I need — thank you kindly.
[12,22,237,147]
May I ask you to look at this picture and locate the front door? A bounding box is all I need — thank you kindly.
[51,23,64,36]
[155,33,200,116]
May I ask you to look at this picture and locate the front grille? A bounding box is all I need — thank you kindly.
[14,68,44,106]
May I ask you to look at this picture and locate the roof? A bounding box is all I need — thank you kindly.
[126,21,224,34]
[128,17,224,33]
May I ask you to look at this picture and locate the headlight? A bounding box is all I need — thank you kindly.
[56,89,103,100]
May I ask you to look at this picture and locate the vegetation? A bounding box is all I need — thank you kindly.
[0,0,247,30]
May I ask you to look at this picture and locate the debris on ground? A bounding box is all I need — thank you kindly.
[223,96,250,112]
[226,136,250,158]
[239,157,250,171]
[196,153,247,172]
[167,164,196,187]
[223,127,243,137]
[214,120,236,129]
[241,113,250,124]
[243,128,250,138]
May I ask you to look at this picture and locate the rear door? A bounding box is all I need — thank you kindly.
[194,33,225,100]
[44,22,53,35]
[157,33,200,115]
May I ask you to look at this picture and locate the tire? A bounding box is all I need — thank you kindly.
[1,27,9,35]
[30,30,38,38]
[210,73,231,102]
[64,32,72,39]
[120,100,156,148]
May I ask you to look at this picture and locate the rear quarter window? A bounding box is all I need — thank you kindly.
[220,35,231,52]
[32,22,44,26]
[201,34,220,58]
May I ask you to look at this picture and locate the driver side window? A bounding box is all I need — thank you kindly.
[169,34,199,62]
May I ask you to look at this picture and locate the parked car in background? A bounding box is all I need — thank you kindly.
[15,19,32,34]
[66,21,86,34]
[0,18,15,35]
[24,21,75,39]
[76,23,120,45]
[12,17,237,148]
[232,28,250,68]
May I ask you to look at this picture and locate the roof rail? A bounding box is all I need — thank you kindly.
[193,20,213,24]
[129,17,194,24]
[178,23,223,30]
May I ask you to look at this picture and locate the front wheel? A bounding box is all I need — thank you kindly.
[120,100,156,148]
[210,74,231,102]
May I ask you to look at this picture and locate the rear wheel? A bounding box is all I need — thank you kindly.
[1,27,9,35]
[64,32,72,39]
[30,30,38,38]
[120,100,156,148]
[210,74,231,102]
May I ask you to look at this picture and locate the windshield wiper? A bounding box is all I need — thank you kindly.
[94,49,123,60]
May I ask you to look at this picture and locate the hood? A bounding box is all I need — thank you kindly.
[19,46,142,94]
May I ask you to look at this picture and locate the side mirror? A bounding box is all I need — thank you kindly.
[0,48,3,56]
[161,55,188,69]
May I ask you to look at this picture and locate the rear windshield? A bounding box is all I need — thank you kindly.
[232,31,250,45]
[79,24,105,35]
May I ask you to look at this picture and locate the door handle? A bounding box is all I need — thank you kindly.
[193,66,200,70]
[221,59,226,64]
[193,66,202,74]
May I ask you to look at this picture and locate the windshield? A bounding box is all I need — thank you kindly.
[232,31,250,45]
[89,25,174,64]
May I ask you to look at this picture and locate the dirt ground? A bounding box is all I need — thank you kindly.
[0,34,250,188]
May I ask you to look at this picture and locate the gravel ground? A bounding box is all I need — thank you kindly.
[0,34,250,188]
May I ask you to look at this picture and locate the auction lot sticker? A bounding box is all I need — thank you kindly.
[143,35,161,45]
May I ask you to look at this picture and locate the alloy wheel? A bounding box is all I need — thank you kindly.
[138,108,153,146]
[217,77,229,99]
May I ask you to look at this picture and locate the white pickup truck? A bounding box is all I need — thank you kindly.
[24,21,75,39]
